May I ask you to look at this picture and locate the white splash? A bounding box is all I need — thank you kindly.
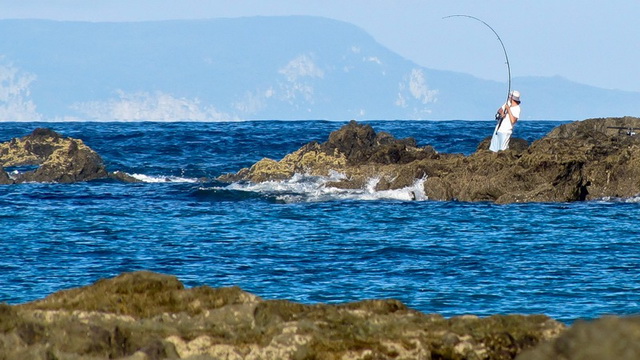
[0,57,42,121]
[221,172,427,203]
[128,173,200,183]
[70,90,236,121]
[597,195,640,203]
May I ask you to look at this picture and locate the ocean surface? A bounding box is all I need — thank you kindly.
[2,120,639,324]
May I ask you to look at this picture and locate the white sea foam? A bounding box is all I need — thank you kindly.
[221,172,427,203]
[129,173,199,183]
[592,195,640,203]
[609,195,640,203]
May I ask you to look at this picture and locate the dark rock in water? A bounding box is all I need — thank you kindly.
[0,168,12,185]
[108,171,144,183]
[1,271,564,359]
[320,120,427,165]
[220,117,640,203]
[0,128,108,183]
[0,128,143,184]
[217,121,439,187]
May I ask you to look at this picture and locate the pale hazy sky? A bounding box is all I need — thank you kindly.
[3,0,639,92]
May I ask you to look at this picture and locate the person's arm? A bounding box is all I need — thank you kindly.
[497,104,506,119]
[505,106,519,125]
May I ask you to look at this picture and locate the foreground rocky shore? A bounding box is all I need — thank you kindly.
[220,116,640,203]
[3,271,639,360]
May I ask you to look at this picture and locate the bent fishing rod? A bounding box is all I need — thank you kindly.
[443,15,511,130]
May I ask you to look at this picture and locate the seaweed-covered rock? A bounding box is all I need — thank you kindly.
[545,116,640,139]
[320,120,427,165]
[517,316,640,360]
[1,271,565,360]
[0,128,107,183]
[476,136,529,153]
[220,117,640,203]
[0,128,144,184]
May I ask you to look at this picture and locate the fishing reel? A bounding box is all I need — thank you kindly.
[495,112,503,121]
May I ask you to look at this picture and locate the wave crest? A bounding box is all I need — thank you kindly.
[206,172,427,203]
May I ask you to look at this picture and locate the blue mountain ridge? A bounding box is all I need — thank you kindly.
[0,16,638,121]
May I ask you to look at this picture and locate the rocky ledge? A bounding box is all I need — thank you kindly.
[0,128,139,184]
[3,271,640,359]
[219,117,640,203]
[2,271,563,360]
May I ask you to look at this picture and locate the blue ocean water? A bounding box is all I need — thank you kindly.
[2,120,639,324]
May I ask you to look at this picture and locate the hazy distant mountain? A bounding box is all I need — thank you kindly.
[1,16,638,121]
[514,75,640,120]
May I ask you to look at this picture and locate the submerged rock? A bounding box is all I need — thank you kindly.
[219,117,640,203]
[2,271,565,360]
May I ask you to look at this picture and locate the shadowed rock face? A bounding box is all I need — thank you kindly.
[1,271,565,360]
[219,117,640,203]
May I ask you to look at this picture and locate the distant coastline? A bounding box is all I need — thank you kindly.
[1,17,639,121]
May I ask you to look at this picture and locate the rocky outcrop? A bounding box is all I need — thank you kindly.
[476,136,529,153]
[0,128,141,184]
[518,316,640,360]
[1,271,564,360]
[220,117,640,203]
[218,120,439,191]
[8,271,640,359]
[0,128,107,184]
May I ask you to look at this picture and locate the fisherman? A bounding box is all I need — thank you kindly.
[489,90,521,152]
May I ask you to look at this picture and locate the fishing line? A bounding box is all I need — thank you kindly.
[443,15,512,104]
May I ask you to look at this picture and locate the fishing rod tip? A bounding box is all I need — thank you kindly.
[442,14,466,19]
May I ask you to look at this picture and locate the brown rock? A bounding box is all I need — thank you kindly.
[476,136,529,153]
[0,271,566,360]
[517,316,640,360]
[319,120,430,165]
[108,171,144,183]
[0,128,148,184]
[0,128,108,183]
[219,117,640,203]
[0,168,12,184]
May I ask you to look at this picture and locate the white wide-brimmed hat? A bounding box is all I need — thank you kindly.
[511,90,521,102]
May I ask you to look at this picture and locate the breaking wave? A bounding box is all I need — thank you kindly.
[128,173,200,183]
[200,172,427,203]
[596,195,640,203]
